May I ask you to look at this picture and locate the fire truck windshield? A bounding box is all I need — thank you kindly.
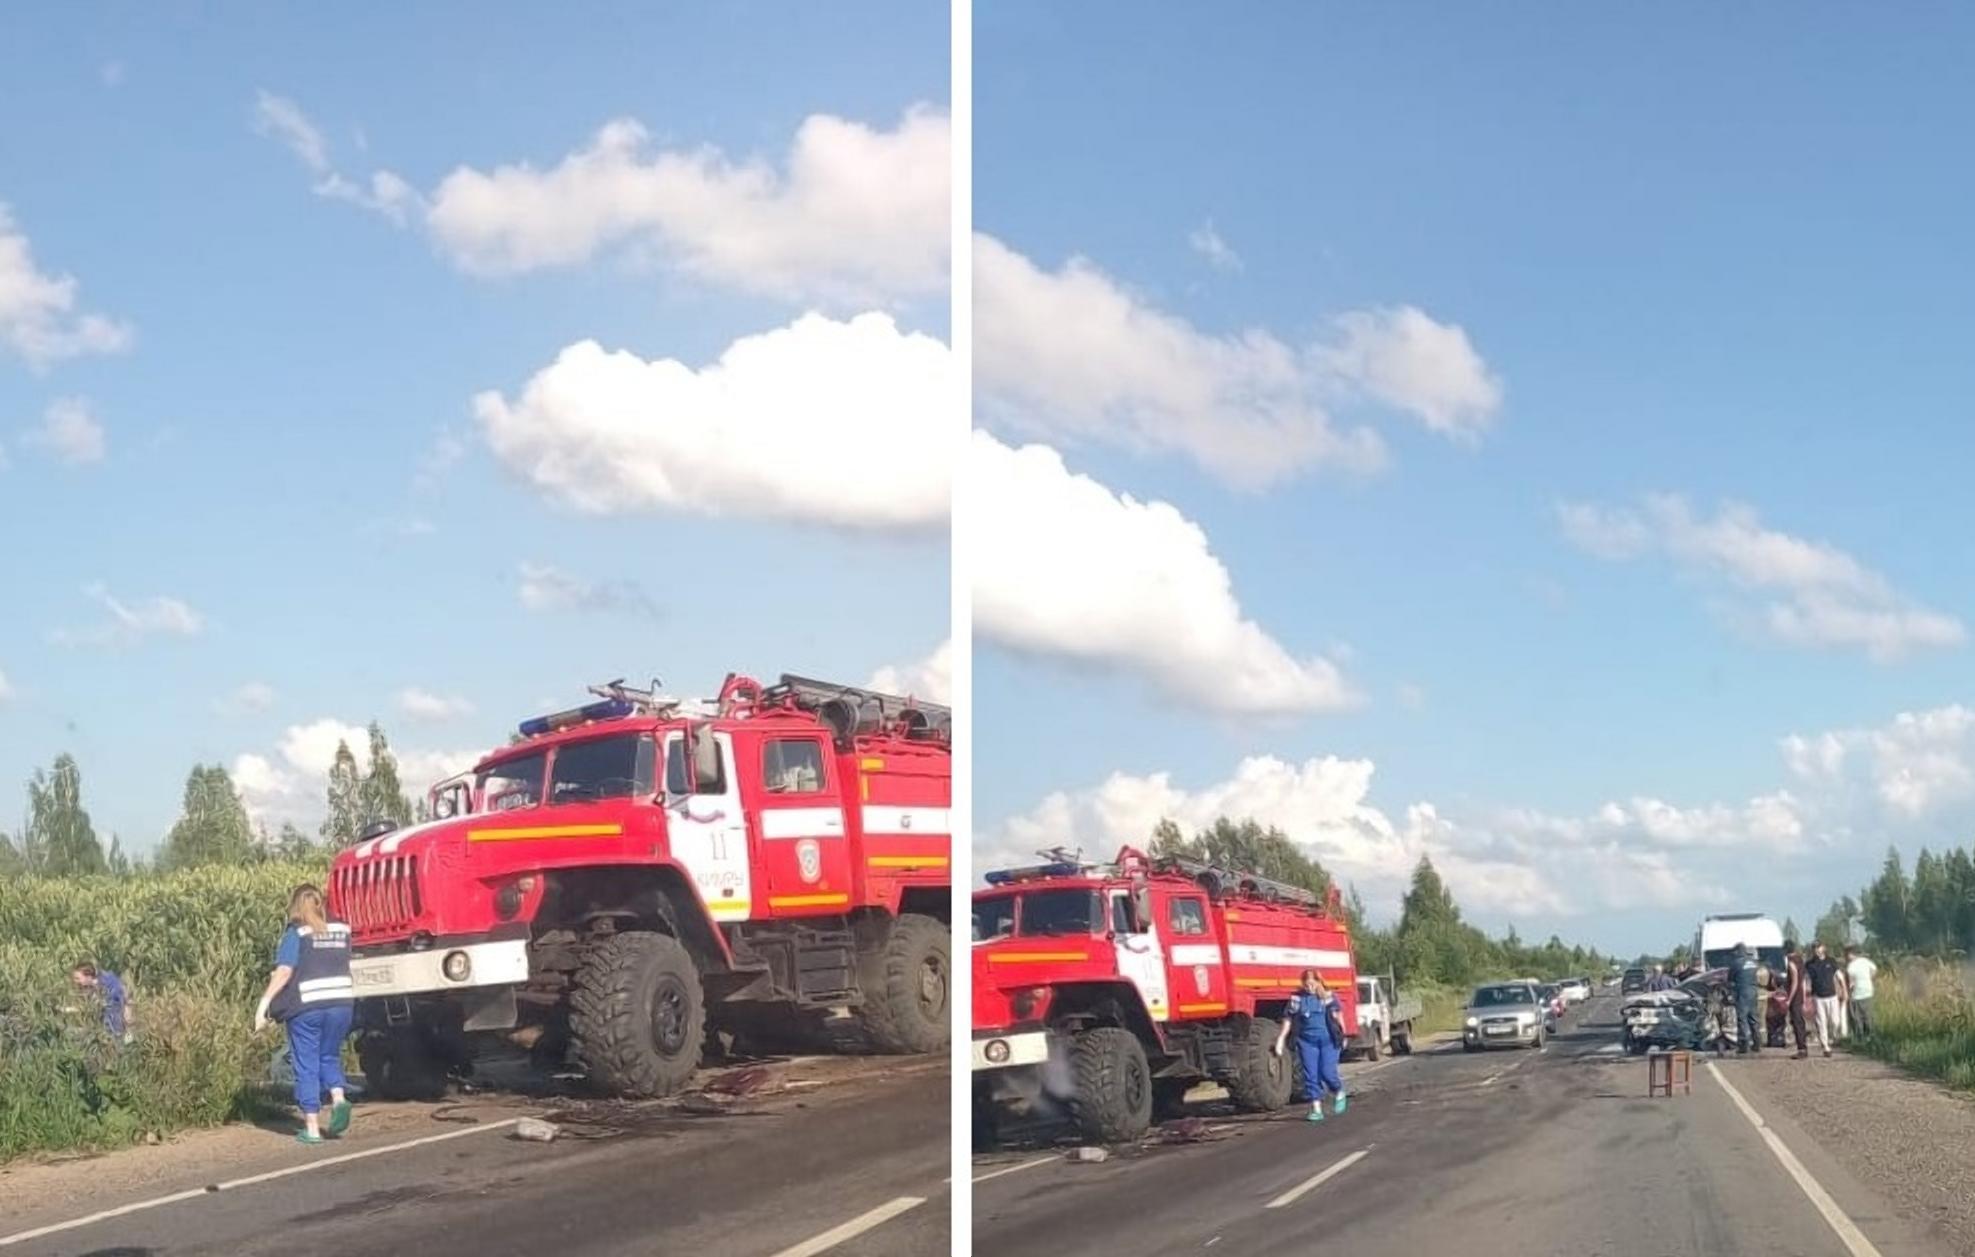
[549,734,655,805]
[972,888,1099,941]
[479,751,547,812]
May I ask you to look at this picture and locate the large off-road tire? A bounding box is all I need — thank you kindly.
[1225,1015,1296,1113]
[856,913,950,1055]
[569,931,706,1098]
[1069,1026,1153,1144]
[1363,1026,1384,1061]
[1392,1023,1414,1055]
[356,1028,449,1101]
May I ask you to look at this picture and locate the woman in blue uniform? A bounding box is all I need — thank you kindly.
[253,885,355,1144]
[1272,969,1347,1122]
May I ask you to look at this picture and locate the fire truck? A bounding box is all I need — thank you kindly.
[327,674,951,1100]
[972,846,1358,1144]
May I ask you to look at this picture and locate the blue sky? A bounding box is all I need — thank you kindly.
[974,5,1975,955]
[0,4,949,853]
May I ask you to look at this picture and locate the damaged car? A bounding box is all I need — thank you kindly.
[1619,968,1739,1055]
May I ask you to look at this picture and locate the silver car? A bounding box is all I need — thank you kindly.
[1461,981,1547,1051]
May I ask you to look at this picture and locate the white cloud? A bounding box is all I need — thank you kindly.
[515,562,659,620]
[1783,704,1975,820]
[25,397,107,465]
[254,91,418,225]
[0,205,133,368]
[398,687,476,722]
[214,681,277,716]
[1188,220,1242,273]
[51,584,204,648]
[414,425,467,491]
[867,639,951,704]
[975,433,1356,716]
[476,311,949,530]
[974,234,1499,489]
[233,722,482,830]
[427,107,947,306]
[1559,495,1963,661]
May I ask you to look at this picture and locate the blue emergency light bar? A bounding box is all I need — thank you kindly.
[518,697,635,738]
[983,862,1082,885]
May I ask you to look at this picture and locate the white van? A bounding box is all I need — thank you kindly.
[1694,913,1785,974]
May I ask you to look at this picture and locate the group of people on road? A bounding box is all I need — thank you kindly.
[1724,939,1877,1059]
[66,882,359,1147]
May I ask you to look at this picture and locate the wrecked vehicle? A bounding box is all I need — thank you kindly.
[1620,968,1739,1055]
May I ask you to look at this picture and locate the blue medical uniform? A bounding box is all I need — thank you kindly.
[272,923,355,1116]
[97,970,129,1038]
[1285,991,1345,1101]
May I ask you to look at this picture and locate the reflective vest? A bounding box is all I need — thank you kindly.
[270,923,354,1021]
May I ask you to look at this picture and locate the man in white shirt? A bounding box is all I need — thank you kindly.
[1844,945,1878,1042]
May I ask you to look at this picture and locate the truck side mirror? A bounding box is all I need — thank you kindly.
[689,722,722,793]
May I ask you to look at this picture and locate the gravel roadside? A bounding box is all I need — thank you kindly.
[1730,1046,1975,1252]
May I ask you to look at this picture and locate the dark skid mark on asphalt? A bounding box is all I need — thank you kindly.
[75,1249,155,1257]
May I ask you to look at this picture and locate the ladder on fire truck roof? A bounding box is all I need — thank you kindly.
[1151,851,1325,909]
[767,673,951,745]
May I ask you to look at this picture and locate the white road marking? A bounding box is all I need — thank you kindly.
[973,1155,1056,1184]
[767,1195,927,1257]
[1706,1062,1885,1257]
[1264,1146,1372,1209]
[0,1117,523,1248]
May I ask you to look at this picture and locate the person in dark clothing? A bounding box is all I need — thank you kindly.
[1644,963,1679,992]
[1730,942,1761,1054]
[1805,941,1847,1057]
[1782,942,1811,1058]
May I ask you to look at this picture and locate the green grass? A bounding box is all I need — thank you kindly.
[0,864,321,1161]
[1849,959,1975,1091]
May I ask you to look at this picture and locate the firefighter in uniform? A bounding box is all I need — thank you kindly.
[1272,969,1348,1123]
[254,884,355,1144]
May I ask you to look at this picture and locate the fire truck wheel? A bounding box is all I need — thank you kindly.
[858,913,950,1055]
[356,1029,449,1102]
[1069,1026,1153,1144]
[570,931,706,1098]
[1363,1027,1384,1061]
[1225,1016,1295,1113]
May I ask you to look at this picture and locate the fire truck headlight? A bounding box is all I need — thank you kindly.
[495,883,524,919]
[985,1039,1011,1064]
[1011,987,1047,1020]
[442,950,472,983]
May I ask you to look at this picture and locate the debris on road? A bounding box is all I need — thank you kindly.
[703,1066,772,1097]
[1070,1145,1110,1163]
[1155,1118,1226,1144]
[511,1118,559,1143]
[675,1093,739,1115]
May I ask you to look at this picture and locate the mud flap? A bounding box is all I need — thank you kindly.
[462,986,518,1033]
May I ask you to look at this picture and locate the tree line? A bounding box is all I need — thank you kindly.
[1149,816,1611,987]
[1816,845,1975,957]
[0,723,427,877]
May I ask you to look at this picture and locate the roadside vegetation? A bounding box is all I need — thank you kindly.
[0,728,421,1162]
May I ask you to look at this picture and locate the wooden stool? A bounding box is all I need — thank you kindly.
[1647,1049,1692,1097]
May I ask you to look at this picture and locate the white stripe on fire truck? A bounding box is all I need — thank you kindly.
[1228,945,1354,969]
[859,805,951,835]
[1168,944,1223,966]
[759,806,846,839]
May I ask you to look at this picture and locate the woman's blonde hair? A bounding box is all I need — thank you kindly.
[1300,968,1327,989]
[288,884,328,931]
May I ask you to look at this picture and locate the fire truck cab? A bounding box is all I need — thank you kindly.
[328,674,950,1100]
[972,846,1358,1145]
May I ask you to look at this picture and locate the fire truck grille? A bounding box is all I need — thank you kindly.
[333,855,423,936]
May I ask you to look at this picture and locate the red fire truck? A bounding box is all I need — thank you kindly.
[972,846,1358,1144]
[328,674,950,1099]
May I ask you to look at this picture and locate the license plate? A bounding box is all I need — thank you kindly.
[353,964,396,988]
[1485,1024,1512,1035]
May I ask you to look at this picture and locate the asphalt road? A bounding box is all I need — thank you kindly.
[1,1059,947,1257]
[972,994,1960,1256]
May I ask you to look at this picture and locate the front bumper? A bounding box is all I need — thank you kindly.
[349,937,530,998]
[971,1028,1050,1073]
[1464,1019,1541,1048]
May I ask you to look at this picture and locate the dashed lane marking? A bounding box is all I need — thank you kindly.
[1264,1147,1372,1209]
[973,1155,1057,1184]
[767,1195,928,1257]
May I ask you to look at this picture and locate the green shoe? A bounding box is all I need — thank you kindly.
[1305,1108,1325,1123]
[327,1099,352,1137]
[296,1130,325,1145]
[1334,1094,1349,1115]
